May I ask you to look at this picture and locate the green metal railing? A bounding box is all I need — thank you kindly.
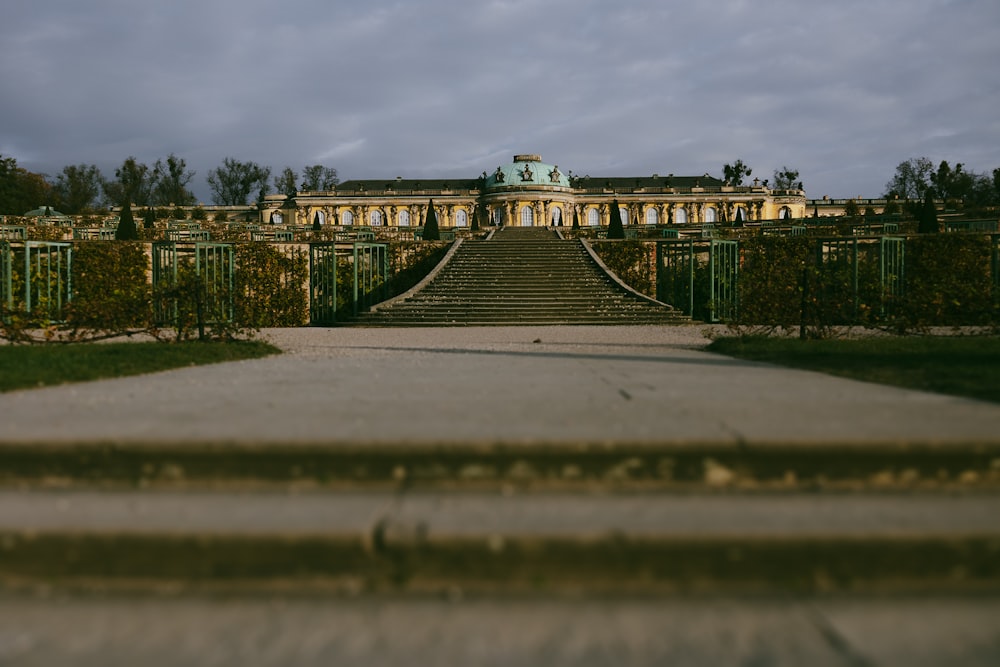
[152,241,234,326]
[709,240,739,322]
[880,237,905,318]
[352,243,389,316]
[656,239,738,322]
[2,241,73,322]
[309,242,338,325]
[656,239,695,317]
[1,226,26,240]
[1,241,11,316]
[992,235,1000,303]
[944,220,998,233]
[817,238,860,322]
[198,243,234,323]
[24,241,73,322]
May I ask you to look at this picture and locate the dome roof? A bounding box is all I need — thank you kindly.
[23,205,69,217]
[485,155,571,190]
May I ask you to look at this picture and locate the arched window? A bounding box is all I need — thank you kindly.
[520,206,534,227]
[588,208,600,226]
[271,212,283,225]
[674,208,687,224]
[704,207,717,223]
[779,206,791,219]
[551,207,563,226]
[619,207,629,226]
[645,208,658,225]
[455,209,468,227]
[398,210,410,227]
[370,210,383,226]
[341,210,354,226]
[734,206,746,223]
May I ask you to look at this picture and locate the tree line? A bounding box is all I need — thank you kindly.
[884,158,1000,210]
[5,153,1000,218]
[0,154,339,215]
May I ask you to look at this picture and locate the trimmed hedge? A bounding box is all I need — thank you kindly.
[2,240,450,342]
[234,243,309,327]
[593,235,1000,333]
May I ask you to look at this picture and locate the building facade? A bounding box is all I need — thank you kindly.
[262,155,807,228]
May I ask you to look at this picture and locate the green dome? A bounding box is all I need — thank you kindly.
[485,155,571,189]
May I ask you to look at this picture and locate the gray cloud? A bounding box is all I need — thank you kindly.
[2,0,998,202]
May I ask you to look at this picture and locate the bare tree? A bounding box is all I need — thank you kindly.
[103,156,154,208]
[152,154,196,206]
[884,157,933,199]
[54,164,103,213]
[206,158,271,206]
[274,167,298,197]
[301,165,339,191]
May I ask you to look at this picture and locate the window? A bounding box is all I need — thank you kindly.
[341,210,354,226]
[313,210,325,226]
[588,208,600,226]
[619,207,629,225]
[520,206,534,227]
[674,208,687,224]
[398,210,410,227]
[779,206,791,219]
[370,210,383,226]
[551,207,563,226]
[645,208,658,225]
[734,207,746,222]
[704,207,717,223]
[455,209,468,227]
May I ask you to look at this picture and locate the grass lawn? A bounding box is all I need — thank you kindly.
[0,340,280,393]
[707,335,1000,404]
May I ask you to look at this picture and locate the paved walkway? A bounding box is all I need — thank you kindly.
[0,325,998,446]
[2,326,999,665]
[2,592,998,666]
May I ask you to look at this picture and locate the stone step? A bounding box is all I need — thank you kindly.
[1,486,996,592]
[353,230,683,326]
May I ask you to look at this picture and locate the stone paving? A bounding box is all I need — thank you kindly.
[1,592,998,666]
[2,325,999,666]
[1,325,998,446]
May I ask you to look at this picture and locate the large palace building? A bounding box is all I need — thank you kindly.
[261,154,807,228]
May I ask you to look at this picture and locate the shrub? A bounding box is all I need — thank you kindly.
[590,240,655,297]
[65,241,151,337]
[891,234,995,330]
[233,243,309,327]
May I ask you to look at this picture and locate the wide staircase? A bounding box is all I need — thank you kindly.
[352,226,687,326]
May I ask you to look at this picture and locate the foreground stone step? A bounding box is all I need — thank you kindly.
[1,488,997,593]
[3,442,997,490]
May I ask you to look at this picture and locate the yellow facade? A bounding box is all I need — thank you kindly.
[263,155,807,227]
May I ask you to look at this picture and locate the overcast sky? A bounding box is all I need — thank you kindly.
[3,0,999,202]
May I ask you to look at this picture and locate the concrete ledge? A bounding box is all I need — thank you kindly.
[1,441,999,490]
[2,531,998,594]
